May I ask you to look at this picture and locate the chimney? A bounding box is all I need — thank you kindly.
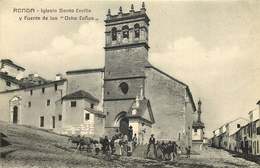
[130,4,134,14]
[118,6,123,16]
[55,73,62,81]
[141,2,146,13]
[106,9,111,20]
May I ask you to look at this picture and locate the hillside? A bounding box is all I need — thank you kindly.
[0,122,170,168]
[0,121,124,168]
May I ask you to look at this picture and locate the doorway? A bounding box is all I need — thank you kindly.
[52,116,55,129]
[115,111,129,135]
[13,106,18,124]
[119,117,129,135]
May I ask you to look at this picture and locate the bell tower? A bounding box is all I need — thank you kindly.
[103,3,150,134]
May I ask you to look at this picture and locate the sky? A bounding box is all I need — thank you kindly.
[1,0,260,137]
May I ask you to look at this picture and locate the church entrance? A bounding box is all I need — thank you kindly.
[115,111,129,135]
[119,117,129,135]
[13,106,18,124]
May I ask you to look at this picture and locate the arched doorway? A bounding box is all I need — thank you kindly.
[114,111,129,135]
[13,106,18,124]
[119,117,129,135]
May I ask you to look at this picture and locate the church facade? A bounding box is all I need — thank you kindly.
[0,3,201,150]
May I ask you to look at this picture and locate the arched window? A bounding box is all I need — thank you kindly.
[134,24,140,38]
[111,27,117,41]
[122,25,129,39]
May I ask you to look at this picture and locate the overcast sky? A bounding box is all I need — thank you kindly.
[1,0,260,137]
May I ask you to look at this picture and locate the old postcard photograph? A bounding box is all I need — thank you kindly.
[0,0,260,167]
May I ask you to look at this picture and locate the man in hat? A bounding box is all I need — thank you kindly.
[146,134,157,158]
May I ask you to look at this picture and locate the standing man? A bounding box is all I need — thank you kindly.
[128,126,133,141]
[122,134,128,156]
[146,134,157,158]
[132,133,138,149]
[186,146,191,158]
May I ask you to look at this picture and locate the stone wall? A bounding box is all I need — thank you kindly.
[104,78,144,100]
[66,71,104,111]
[104,47,148,79]
[145,67,193,148]
[0,81,66,130]
[104,99,133,128]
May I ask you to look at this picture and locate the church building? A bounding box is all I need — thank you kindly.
[0,3,202,150]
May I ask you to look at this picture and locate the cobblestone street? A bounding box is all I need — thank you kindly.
[161,147,260,168]
[114,147,260,168]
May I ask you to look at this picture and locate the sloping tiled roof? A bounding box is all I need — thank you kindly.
[85,107,105,118]
[66,68,104,75]
[128,98,155,124]
[0,72,22,85]
[20,75,50,87]
[62,90,99,103]
[0,71,54,89]
[0,132,7,137]
[1,59,25,71]
[192,121,205,129]
[0,79,66,94]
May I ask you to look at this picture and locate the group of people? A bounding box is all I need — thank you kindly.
[146,134,191,160]
[78,126,138,158]
[69,128,192,161]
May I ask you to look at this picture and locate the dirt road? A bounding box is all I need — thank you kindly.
[0,122,260,168]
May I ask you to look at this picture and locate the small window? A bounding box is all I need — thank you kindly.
[85,113,90,121]
[237,124,241,128]
[257,141,259,153]
[42,88,45,94]
[54,84,58,91]
[134,24,140,38]
[194,128,197,133]
[28,101,31,108]
[91,103,94,109]
[47,99,50,106]
[52,116,55,128]
[6,81,11,87]
[257,127,260,135]
[71,101,76,107]
[40,116,44,127]
[58,115,62,121]
[107,111,109,115]
[30,90,33,96]
[122,25,129,39]
[111,27,117,41]
[119,82,129,94]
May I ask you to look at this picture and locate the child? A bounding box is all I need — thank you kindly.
[94,141,101,155]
